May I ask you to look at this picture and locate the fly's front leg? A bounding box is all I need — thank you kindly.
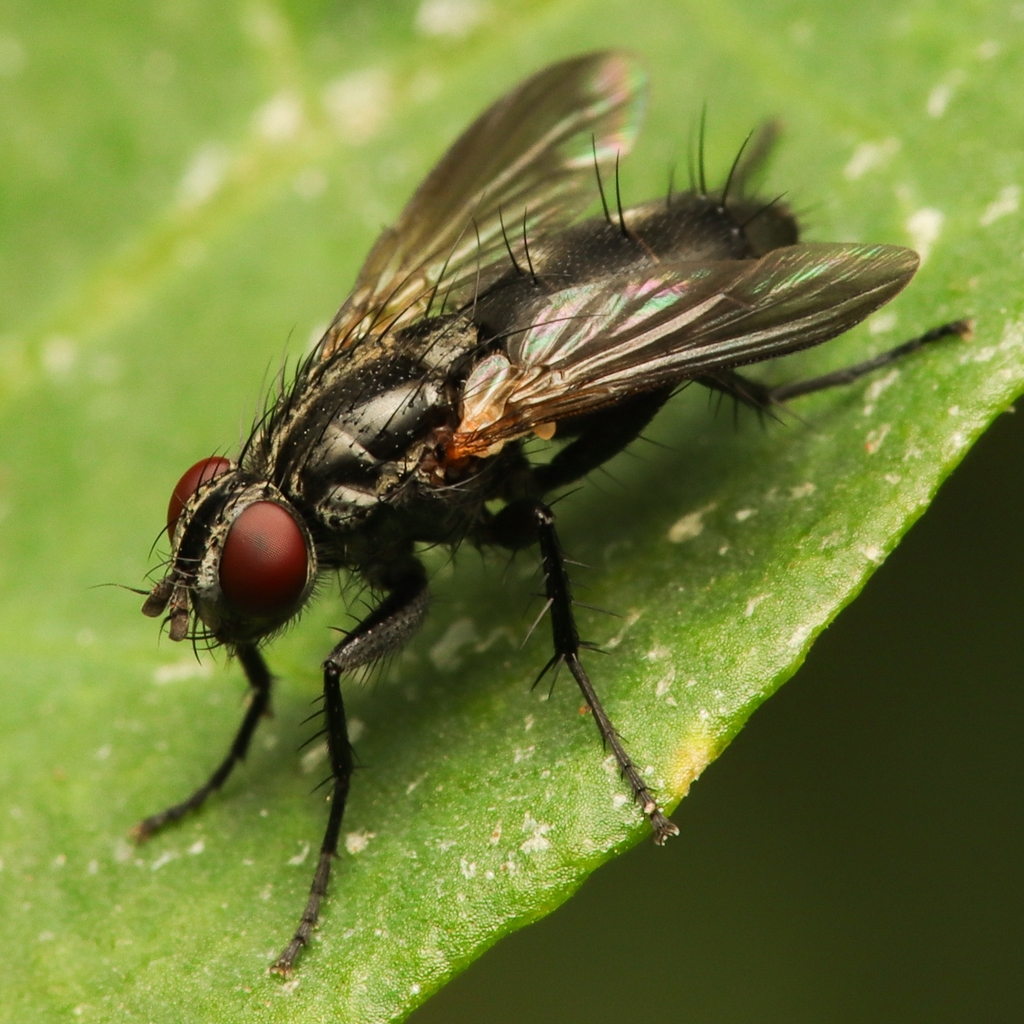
[132,644,272,841]
[271,568,429,975]
[488,499,679,844]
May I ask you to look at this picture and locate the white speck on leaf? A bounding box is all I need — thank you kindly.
[788,624,812,649]
[655,665,675,697]
[668,502,716,542]
[177,143,229,209]
[41,336,78,377]
[95,744,111,761]
[927,83,953,117]
[187,839,205,856]
[287,842,310,866]
[300,741,328,774]
[861,545,885,564]
[152,659,213,685]
[865,423,891,454]
[734,508,756,522]
[864,369,899,403]
[843,138,900,180]
[520,814,552,854]
[322,68,391,144]
[745,594,770,617]
[905,208,943,262]
[429,617,479,671]
[415,0,490,37]
[789,482,815,499]
[254,91,304,142]
[945,431,967,455]
[869,311,897,335]
[604,610,641,650]
[345,831,375,855]
[926,70,965,118]
[979,185,1019,226]
[977,39,1000,59]
[150,850,178,871]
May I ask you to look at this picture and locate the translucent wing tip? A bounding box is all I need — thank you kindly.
[561,50,648,168]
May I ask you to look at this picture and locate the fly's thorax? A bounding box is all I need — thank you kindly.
[281,326,475,529]
[143,466,317,645]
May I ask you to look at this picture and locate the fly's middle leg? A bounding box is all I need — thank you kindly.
[487,498,679,845]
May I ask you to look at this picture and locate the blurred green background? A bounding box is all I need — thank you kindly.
[1,1,1022,1021]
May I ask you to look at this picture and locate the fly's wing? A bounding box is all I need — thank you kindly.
[448,243,919,457]
[313,51,646,364]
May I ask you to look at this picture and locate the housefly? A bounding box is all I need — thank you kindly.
[134,51,969,973]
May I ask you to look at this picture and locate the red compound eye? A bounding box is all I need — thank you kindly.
[168,457,232,537]
[219,502,309,618]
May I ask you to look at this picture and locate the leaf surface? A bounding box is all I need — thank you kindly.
[1,2,1022,1021]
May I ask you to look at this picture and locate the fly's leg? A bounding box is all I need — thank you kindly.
[271,569,430,975]
[487,499,679,844]
[768,319,972,401]
[699,319,973,409]
[132,644,272,841]
[532,386,674,492]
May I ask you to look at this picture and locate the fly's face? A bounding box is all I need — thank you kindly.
[142,457,318,646]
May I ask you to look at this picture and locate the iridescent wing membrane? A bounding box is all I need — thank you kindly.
[451,243,918,454]
[314,51,647,361]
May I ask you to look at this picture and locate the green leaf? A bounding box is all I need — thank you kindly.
[1,2,1021,1021]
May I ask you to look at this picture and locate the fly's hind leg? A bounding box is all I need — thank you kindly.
[484,499,679,844]
[132,644,272,841]
[271,562,429,975]
[699,319,973,409]
[768,319,972,401]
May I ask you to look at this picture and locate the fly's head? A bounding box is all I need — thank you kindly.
[142,457,318,646]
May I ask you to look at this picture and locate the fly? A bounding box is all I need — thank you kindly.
[133,51,970,974]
